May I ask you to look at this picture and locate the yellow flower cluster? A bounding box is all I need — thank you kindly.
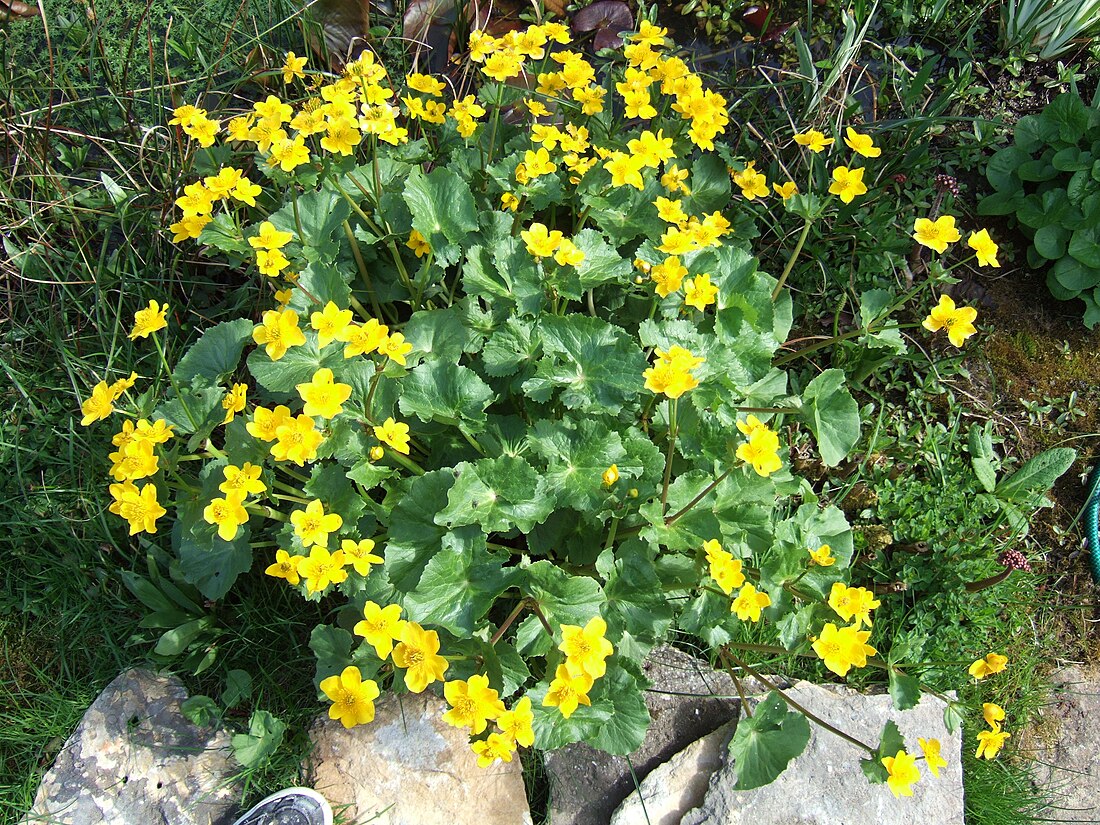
[975,702,1010,760]
[105,414,173,535]
[808,583,881,677]
[544,616,614,719]
[880,735,949,799]
[734,415,782,477]
[643,345,704,399]
[704,539,773,621]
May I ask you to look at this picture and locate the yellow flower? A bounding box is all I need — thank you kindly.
[811,622,876,677]
[256,248,291,278]
[704,539,745,595]
[247,404,293,442]
[354,601,406,659]
[219,463,266,498]
[320,118,360,156]
[559,617,614,679]
[115,483,167,535]
[982,702,1006,728]
[807,544,836,566]
[471,733,516,768]
[828,166,868,204]
[918,737,947,778]
[406,72,445,96]
[108,441,159,482]
[222,383,247,423]
[968,229,1000,267]
[281,51,307,83]
[296,367,352,419]
[643,346,703,399]
[827,583,880,627]
[683,273,718,311]
[204,167,243,199]
[975,726,1010,760]
[912,215,961,253]
[249,220,294,251]
[338,318,389,358]
[129,300,169,339]
[253,94,292,124]
[628,129,675,168]
[497,696,535,747]
[392,621,449,692]
[372,417,411,455]
[922,294,978,347]
[203,495,249,541]
[310,301,354,349]
[844,126,881,158]
[732,164,768,200]
[554,239,585,268]
[773,181,798,199]
[501,192,521,211]
[291,499,343,548]
[320,666,380,729]
[298,545,348,593]
[661,164,690,194]
[232,178,262,206]
[794,129,834,153]
[265,549,304,585]
[731,583,772,622]
[80,381,116,426]
[604,152,646,190]
[602,465,619,487]
[267,134,311,172]
[443,674,507,734]
[881,749,920,798]
[522,222,564,258]
[134,418,174,445]
[340,538,384,576]
[169,215,211,242]
[650,256,687,297]
[967,654,1008,680]
[272,414,324,465]
[736,427,782,477]
[407,229,431,258]
[543,663,594,719]
[523,147,556,178]
[379,332,414,365]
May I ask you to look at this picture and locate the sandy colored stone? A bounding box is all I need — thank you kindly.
[1023,666,1100,822]
[21,668,240,825]
[611,721,736,825]
[681,681,964,825]
[308,690,532,825]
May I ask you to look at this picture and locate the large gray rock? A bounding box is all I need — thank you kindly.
[680,681,964,825]
[21,668,241,825]
[307,690,532,825]
[1025,666,1100,822]
[545,645,761,825]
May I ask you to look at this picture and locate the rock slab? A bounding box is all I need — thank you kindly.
[21,668,241,825]
[1026,666,1100,822]
[680,681,964,825]
[544,645,754,825]
[308,690,533,825]
[611,722,736,825]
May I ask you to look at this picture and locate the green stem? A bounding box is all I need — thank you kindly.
[724,650,877,755]
[343,221,384,319]
[666,469,731,526]
[152,334,197,429]
[490,600,529,646]
[772,218,813,301]
[661,397,679,514]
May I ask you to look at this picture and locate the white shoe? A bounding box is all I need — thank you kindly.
[230,787,334,825]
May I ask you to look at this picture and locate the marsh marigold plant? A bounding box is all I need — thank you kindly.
[79,22,1000,788]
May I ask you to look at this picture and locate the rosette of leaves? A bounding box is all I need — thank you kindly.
[978,92,1100,327]
[137,46,873,784]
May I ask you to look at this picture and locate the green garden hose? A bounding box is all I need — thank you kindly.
[1088,464,1100,582]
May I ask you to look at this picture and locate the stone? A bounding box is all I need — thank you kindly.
[680,681,964,825]
[21,668,241,825]
[544,645,760,825]
[307,690,532,825]
[1023,666,1100,822]
[611,722,736,825]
